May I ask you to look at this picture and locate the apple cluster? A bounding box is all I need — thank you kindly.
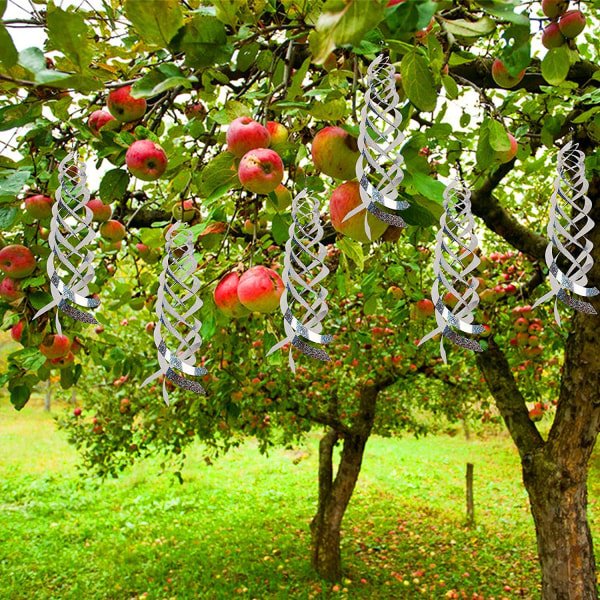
[541,0,586,49]
[508,305,545,357]
[213,266,284,318]
[88,86,168,182]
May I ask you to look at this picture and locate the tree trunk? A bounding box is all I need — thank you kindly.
[44,380,51,412]
[310,428,370,581]
[310,383,380,581]
[524,449,597,599]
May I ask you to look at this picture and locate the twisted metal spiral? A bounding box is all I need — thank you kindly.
[342,53,408,240]
[142,222,208,404]
[418,180,485,362]
[533,141,599,324]
[33,152,100,334]
[267,189,333,372]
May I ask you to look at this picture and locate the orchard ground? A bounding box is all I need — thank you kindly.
[3,397,600,600]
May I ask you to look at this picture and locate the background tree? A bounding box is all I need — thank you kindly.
[0,0,599,596]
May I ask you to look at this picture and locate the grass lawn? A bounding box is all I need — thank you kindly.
[1,397,600,600]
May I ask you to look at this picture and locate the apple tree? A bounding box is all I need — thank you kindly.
[1,0,600,596]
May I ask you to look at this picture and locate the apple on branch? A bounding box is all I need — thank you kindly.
[125,140,168,181]
[24,194,53,220]
[237,265,284,313]
[0,245,36,279]
[88,110,117,135]
[86,198,112,222]
[214,272,251,318]
[311,126,359,181]
[107,85,146,123]
[329,181,388,243]
[226,117,271,157]
[238,148,284,195]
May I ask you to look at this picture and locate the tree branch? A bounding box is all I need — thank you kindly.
[450,58,599,93]
[475,337,545,458]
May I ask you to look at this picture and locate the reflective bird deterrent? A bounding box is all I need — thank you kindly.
[33,152,100,333]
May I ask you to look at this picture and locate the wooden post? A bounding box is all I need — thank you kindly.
[466,462,475,526]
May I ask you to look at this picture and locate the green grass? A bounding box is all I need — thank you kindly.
[1,398,599,600]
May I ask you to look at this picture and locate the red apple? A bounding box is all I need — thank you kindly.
[134,243,150,258]
[86,198,112,222]
[99,220,126,242]
[542,0,569,19]
[493,133,518,164]
[444,291,459,309]
[10,318,24,342]
[50,351,75,369]
[411,299,435,321]
[40,333,71,359]
[226,117,270,157]
[491,59,525,88]
[184,102,207,120]
[329,181,388,243]
[125,140,168,181]
[237,265,284,313]
[213,272,250,318]
[107,85,146,122]
[0,245,36,279]
[238,148,284,195]
[0,276,24,301]
[514,317,529,332]
[528,335,540,347]
[73,407,82,416]
[145,322,155,334]
[529,406,543,422]
[542,22,566,49]
[516,332,529,347]
[312,126,359,181]
[172,199,198,222]
[559,10,586,38]
[387,0,405,5]
[87,110,117,135]
[267,121,289,145]
[25,194,53,220]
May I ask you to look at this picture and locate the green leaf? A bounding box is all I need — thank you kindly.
[363,295,378,316]
[478,0,529,26]
[169,14,233,69]
[541,47,570,86]
[442,17,495,38]
[385,0,437,35]
[99,169,129,203]
[60,367,74,390]
[308,98,347,121]
[0,21,18,67]
[309,0,385,64]
[28,291,53,311]
[236,42,261,72]
[476,120,494,170]
[198,153,237,199]
[401,201,437,227]
[0,100,42,131]
[124,0,184,46]
[415,195,443,221]
[0,170,29,201]
[46,4,93,71]
[0,207,18,230]
[441,74,459,100]
[412,172,445,202]
[287,56,311,102]
[499,25,531,77]
[337,236,364,272]
[488,120,511,151]
[400,52,437,112]
[224,100,252,122]
[271,213,290,245]
[17,47,70,84]
[10,384,30,410]
[130,64,195,98]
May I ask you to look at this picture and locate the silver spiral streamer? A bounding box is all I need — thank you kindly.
[342,53,408,240]
[533,142,599,324]
[141,222,208,404]
[33,152,100,333]
[417,180,485,363]
[267,189,333,372]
